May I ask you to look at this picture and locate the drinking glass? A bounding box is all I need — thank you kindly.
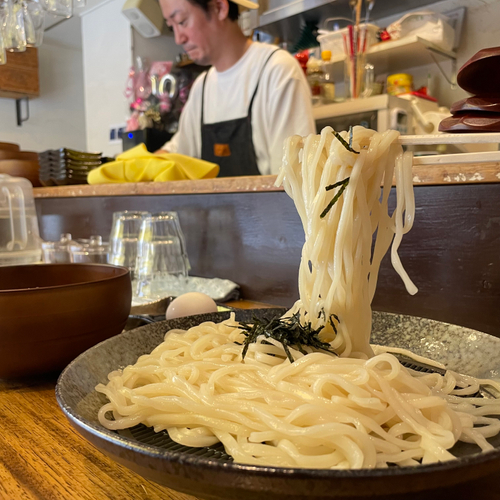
[2,0,27,53]
[69,235,109,264]
[23,0,44,47]
[0,41,6,66]
[108,211,149,278]
[41,233,73,263]
[0,7,6,64]
[39,0,71,18]
[134,212,190,300]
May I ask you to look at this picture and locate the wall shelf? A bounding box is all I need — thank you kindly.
[324,36,456,82]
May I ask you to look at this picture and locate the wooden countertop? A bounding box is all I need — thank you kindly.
[2,299,500,500]
[32,161,500,199]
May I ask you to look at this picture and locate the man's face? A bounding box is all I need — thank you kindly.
[160,0,217,66]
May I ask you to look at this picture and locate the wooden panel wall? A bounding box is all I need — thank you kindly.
[35,183,500,337]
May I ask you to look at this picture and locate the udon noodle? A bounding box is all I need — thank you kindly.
[276,126,416,358]
[97,127,500,469]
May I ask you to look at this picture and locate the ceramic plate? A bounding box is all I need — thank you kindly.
[56,310,500,500]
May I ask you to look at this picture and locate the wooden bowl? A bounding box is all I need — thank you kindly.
[457,46,500,97]
[0,159,42,187]
[0,150,39,161]
[0,141,20,152]
[0,263,132,379]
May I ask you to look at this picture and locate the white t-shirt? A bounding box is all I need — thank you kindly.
[163,42,316,175]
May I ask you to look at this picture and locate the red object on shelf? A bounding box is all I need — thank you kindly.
[409,87,438,102]
[378,29,391,42]
[294,50,309,75]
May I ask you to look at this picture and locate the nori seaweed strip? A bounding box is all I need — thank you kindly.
[320,178,350,218]
[237,312,339,363]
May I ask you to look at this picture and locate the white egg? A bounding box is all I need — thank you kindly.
[166,292,218,320]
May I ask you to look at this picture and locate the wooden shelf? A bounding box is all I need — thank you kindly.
[0,48,39,99]
[324,36,456,82]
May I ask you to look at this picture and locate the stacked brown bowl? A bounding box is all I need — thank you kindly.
[440,46,500,132]
[0,263,132,379]
[0,141,42,187]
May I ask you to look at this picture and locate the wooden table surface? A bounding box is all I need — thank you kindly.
[2,300,500,500]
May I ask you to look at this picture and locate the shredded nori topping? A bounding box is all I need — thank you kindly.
[237,311,339,363]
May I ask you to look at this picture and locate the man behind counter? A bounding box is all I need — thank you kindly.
[157,0,316,177]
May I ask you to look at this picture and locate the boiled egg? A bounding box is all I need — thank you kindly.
[166,292,218,320]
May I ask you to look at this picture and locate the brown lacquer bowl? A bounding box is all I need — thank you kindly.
[0,263,131,379]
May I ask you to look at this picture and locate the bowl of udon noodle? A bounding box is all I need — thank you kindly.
[56,127,500,499]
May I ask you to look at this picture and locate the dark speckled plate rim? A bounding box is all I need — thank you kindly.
[55,309,500,483]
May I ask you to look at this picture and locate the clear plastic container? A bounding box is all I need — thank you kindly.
[0,174,42,266]
[317,24,379,59]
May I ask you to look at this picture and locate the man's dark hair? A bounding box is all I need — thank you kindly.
[187,0,240,20]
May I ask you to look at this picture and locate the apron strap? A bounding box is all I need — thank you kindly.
[201,70,209,126]
[200,48,281,126]
[248,48,281,118]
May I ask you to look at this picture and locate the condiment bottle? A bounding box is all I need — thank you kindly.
[321,50,335,104]
[306,56,324,106]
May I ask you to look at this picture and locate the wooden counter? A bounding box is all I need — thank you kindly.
[32,161,500,199]
[33,168,500,339]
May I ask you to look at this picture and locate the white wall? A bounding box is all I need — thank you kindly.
[81,0,132,156]
[0,16,86,153]
[132,28,179,63]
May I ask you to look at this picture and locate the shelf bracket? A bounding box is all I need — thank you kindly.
[16,97,30,127]
[429,50,458,91]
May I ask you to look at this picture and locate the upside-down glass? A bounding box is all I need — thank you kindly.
[23,0,45,47]
[134,212,190,300]
[0,38,6,65]
[1,0,27,52]
[0,4,6,65]
[108,211,149,279]
[39,0,71,18]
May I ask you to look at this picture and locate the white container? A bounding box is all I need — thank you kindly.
[0,174,42,266]
[317,24,379,59]
[387,11,455,52]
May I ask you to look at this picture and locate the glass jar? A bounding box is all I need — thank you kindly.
[306,57,324,106]
[320,50,335,104]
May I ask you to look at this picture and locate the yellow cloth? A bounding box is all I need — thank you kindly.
[87,144,219,184]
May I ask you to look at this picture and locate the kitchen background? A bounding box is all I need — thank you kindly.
[0,0,499,157]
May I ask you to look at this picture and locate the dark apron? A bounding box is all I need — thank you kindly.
[200,48,280,177]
